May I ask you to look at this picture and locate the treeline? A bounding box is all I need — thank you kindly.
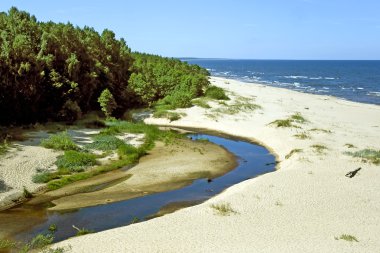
[0,8,209,125]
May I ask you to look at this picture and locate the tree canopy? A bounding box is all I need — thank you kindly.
[0,7,209,125]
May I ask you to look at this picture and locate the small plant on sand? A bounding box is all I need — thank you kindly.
[205,86,230,100]
[285,149,303,159]
[153,110,184,122]
[294,132,311,140]
[210,202,237,216]
[344,143,356,148]
[344,149,380,165]
[275,201,283,206]
[41,132,79,151]
[72,225,94,236]
[310,128,332,134]
[23,186,33,198]
[290,113,308,123]
[311,144,328,154]
[270,119,294,128]
[270,113,307,128]
[56,151,97,173]
[335,234,359,242]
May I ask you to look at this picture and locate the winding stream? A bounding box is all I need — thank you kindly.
[7,132,276,244]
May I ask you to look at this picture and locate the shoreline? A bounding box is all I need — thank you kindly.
[54,76,380,253]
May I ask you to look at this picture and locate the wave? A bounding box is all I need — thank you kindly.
[368,91,380,97]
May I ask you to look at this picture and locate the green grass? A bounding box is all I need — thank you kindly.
[0,140,9,156]
[335,234,359,242]
[42,121,184,190]
[285,149,303,159]
[294,132,311,140]
[205,86,230,100]
[56,151,97,173]
[311,144,328,154]
[153,110,183,121]
[0,239,17,249]
[41,132,79,151]
[210,202,237,216]
[344,149,380,165]
[192,98,211,108]
[86,135,125,151]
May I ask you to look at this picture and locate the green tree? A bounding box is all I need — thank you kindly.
[98,88,117,118]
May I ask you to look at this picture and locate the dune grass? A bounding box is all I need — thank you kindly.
[41,132,79,151]
[0,140,9,156]
[344,149,380,165]
[294,132,311,140]
[285,149,303,159]
[153,110,183,122]
[270,113,307,128]
[335,234,359,242]
[192,97,211,108]
[210,202,237,216]
[311,144,328,154]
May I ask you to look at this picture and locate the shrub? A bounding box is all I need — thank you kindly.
[55,151,97,173]
[33,172,53,183]
[28,233,54,249]
[59,100,82,122]
[98,88,117,118]
[41,132,79,151]
[205,86,229,100]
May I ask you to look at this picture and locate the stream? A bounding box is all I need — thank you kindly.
[6,132,276,244]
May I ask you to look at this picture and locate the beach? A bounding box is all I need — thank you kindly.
[50,76,380,252]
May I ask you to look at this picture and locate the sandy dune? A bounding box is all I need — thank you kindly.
[52,76,380,252]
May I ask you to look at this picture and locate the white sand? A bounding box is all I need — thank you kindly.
[52,76,380,252]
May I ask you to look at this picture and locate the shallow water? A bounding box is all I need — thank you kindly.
[7,133,275,243]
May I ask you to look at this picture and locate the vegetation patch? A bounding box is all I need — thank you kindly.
[335,234,359,242]
[310,128,332,134]
[41,132,79,151]
[192,98,211,108]
[153,110,184,122]
[0,239,17,250]
[270,113,307,128]
[210,202,237,216]
[344,143,356,148]
[285,149,303,159]
[311,144,328,154]
[55,151,97,173]
[0,140,9,156]
[210,96,261,117]
[86,135,125,151]
[294,132,311,140]
[344,149,380,165]
[205,86,229,100]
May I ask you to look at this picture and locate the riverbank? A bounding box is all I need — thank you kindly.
[55,76,380,253]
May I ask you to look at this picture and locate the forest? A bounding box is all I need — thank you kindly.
[0,7,210,125]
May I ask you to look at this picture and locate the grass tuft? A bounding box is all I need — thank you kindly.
[0,239,17,249]
[86,135,125,151]
[311,144,328,154]
[210,202,237,216]
[192,98,211,108]
[41,132,79,151]
[270,119,294,128]
[285,149,303,159]
[335,234,359,242]
[310,128,332,134]
[344,143,356,148]
[344,149,380,165]
[290,113,308,123]
[294,132,311,140]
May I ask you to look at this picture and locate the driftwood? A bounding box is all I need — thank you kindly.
[345,167,361,178]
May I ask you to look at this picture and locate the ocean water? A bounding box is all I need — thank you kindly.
[184,59,380,105]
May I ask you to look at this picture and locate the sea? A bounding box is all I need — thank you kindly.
[183,59,380,105]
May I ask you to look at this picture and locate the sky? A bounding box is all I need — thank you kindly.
[1,0,379,60]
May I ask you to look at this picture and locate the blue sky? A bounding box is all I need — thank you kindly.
[1,0,379,60]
